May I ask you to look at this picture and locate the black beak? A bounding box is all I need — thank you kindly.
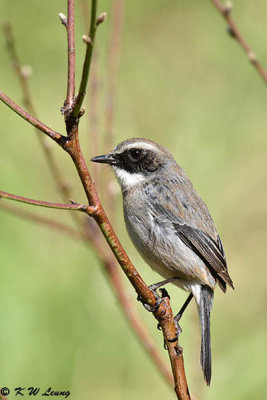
[91,154,116,165]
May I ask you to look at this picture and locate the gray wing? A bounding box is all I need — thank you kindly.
[147,175,234,292]
[173,221,234,291]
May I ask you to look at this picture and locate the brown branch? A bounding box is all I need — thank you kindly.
[155,296,191,400]
[2,11,174,390]
[0,91,64,143]
[62,128,190,399]
[4,5,175,389]
[65,0,76,110]
[0,190,97,214]
[211,0,267,83]
[1,4,191,398]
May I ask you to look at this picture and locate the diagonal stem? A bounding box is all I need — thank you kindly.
[0,4,191,397]
[0,91,64,143]
[211,0,267,83]
[72,0,98,117]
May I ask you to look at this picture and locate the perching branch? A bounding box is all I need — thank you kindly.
[211,0,267,83]
[0,1,191,398]
[2,9,174,391]
[0,68,190,400]
[156,295,190,400]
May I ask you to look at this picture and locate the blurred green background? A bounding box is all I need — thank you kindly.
[0,0,267,399]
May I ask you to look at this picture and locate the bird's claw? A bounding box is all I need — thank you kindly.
[137,290,161,312]
[137,284,170,313]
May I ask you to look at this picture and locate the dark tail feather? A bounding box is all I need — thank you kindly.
[199,285,213,385]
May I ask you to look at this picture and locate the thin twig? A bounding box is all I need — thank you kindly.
[65,0,76,110]
[0,190,97,214]
[0,91,63,143]
[3,23,33,110]
[72,0,98,117]
[211,0,267,82]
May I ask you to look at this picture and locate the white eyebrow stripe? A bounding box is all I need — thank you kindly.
[112,167,145,189]
[123,142,158,152]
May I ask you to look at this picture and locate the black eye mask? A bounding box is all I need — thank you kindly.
[114,149,163,174]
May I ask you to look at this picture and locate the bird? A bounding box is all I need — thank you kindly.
[91,138,234,385]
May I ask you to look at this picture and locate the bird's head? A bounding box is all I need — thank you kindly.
[91,138,175,191]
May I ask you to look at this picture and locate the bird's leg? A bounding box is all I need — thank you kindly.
[149,276,180,292]
[173,293,193,337]
[137,276,180,313]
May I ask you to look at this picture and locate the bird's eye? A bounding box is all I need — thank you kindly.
[128,148,144,161]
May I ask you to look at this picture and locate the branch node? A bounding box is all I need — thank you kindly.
[87,205,100,215]
[59,12,68,27]
[227,25,236,38]
[69,199,89,212]
[96,12,107,26]
[79,107,86,117]
[248,51,257,65]
[20,64,32,79]
[82,34,92,45]
[223,1,233,15]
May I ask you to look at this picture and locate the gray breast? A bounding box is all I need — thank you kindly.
[123,188,214,287]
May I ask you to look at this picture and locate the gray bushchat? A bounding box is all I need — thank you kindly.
[91,138,234,385]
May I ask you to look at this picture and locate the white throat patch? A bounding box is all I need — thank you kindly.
[112,166,145,190]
